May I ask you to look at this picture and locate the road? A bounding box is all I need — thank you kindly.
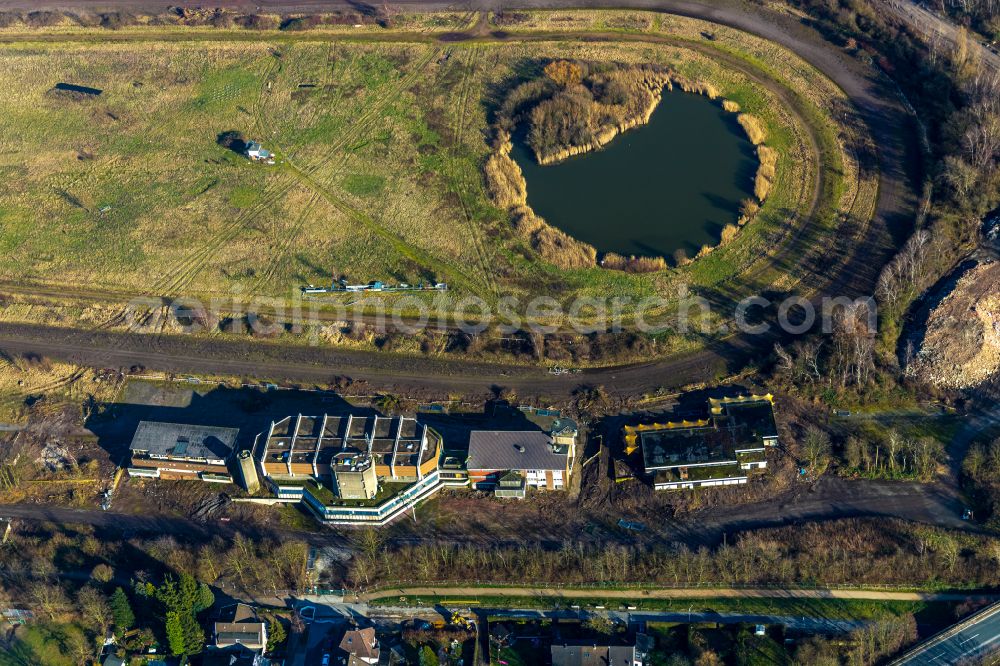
[890,602,1000,664]
[337,602,874,633]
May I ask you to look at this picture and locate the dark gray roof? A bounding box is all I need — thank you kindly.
[551,643,636,666]
[467,430,566,471]
[130,421,237,460]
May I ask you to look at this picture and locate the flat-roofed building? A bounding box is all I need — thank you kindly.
[127,421,237,482]
[625,394,777,490]
[333,449,378,500]
[256,413,441,496]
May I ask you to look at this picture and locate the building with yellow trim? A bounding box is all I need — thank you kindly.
[625,395,778,490]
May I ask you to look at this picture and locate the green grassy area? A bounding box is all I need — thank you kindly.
[0,13,874,358]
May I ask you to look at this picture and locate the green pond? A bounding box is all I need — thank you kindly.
[510,89,758,260]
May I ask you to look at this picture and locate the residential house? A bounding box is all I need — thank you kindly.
[126,421,237,482]
[551,639,648,666]
[625,394,778,490]
[212,603,268,654]
[339,627,380,665]
[467,421,576,494]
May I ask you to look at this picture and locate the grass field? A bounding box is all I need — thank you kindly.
[0,11,874,345]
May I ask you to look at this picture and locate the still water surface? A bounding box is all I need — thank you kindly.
[510,90,758,259]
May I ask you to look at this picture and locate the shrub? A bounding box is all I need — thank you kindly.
[758,144,777,167]
[0,11,21,28]
[216,130,247,154]
[491,11,530,26]
[720,223,740,244]
[754,171,773,200]
[101,12,138,29]
[209,12,235,29]
[722,99,741,112]
[739,198,760,224]
[544,59,584,87]
[236,13,277,30]
[737,113,767,144]
[483,136,527,208]
[25,10,61,27]
[601,252,667,272]
[531,221,597,269]
[91,563,114,583]
[280,15,322,31]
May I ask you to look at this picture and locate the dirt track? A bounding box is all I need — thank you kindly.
[0,321,732,397]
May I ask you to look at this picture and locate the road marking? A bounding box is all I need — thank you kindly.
[959,634,980,644]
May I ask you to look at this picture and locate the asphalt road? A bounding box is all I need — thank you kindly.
[890,602,1000,664]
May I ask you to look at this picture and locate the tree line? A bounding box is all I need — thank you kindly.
[347,518,1000,590]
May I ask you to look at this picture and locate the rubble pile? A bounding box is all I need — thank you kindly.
[911,262,1000,388]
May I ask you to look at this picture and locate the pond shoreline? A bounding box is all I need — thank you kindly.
[486,68,768,271]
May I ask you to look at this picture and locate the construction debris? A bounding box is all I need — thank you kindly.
[910,262,1000,388]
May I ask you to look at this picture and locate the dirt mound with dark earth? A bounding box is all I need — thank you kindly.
[911,262,1000,388]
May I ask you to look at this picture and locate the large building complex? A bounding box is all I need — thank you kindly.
[257,413,440,485]
[254,412,443,524]
[624,394,778,490]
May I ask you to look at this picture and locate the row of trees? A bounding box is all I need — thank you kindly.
[349,519,1000,589]
[842,431,944,480]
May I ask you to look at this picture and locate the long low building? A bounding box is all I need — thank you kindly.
[127,421,238,482]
